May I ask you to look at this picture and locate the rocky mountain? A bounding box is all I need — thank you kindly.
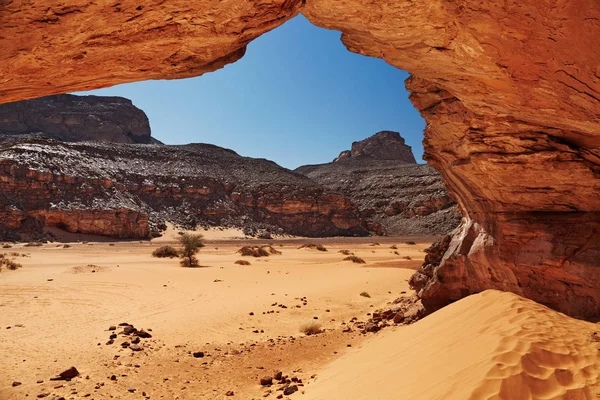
[0,94,158,144]
[0,137,367,240]
[333,131,416,164]
[296,132,461,236]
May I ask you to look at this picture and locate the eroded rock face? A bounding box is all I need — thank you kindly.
[0,0,599,317]
[0,138,367,239]
[296,132,460,236]
[332,131,416,164]
[0,94,156,144]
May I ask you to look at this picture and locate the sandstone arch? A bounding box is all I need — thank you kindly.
[1,0,599,318]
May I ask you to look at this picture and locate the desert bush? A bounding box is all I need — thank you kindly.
[299,243,327,252]
[405,241,417,245]
[1,258,22,271]
[63,244,71,248]
[338,249,353,256]
[402,256,412,260]
[235,260,251,266]
[2,244,12,249]
[343,256,366,264]
[300,321,322,335]
[238,245,281,257]
[359,291,371,298]
[390,245,398,249]
[24,242,43,247]
[152,245,179,258]
[369,243,380,246]
[177,233,205,267]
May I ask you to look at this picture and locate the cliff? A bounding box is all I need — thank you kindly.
[296,132,460,236]
[0,94,157,144]
[0,138,367,240]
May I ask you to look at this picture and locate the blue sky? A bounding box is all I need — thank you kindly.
[75,15,425,169]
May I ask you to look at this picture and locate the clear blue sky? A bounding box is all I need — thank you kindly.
[75,15,425,169]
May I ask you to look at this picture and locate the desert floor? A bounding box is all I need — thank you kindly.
[0,230,431,400]
[2,229,599,400]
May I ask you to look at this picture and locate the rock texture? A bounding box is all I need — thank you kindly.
[0,94,156,144]
[332,131,416,164]
[0,138,367,240]
[296,132,460,236]
[0,0,599,317]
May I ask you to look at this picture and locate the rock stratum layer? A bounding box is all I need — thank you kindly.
[1,0,599,318]
[296,132,460,236]
[0,138,367,239]
[0,94,156,144]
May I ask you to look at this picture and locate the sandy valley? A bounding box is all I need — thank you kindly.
[0,230,428,399]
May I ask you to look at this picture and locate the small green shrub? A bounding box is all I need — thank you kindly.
[177,233,205,267]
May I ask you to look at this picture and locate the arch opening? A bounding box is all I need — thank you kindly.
[0,0,599,319]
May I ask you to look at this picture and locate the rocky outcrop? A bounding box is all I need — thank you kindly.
[332,131,416,164]
[0,94,156,144]
[0,1,598,317]
[0,138,367,239]
[296,133,460,236]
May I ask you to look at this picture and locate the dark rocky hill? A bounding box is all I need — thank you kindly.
[296,132,461,236]
[0,138,367,240]
[0,94,158,144]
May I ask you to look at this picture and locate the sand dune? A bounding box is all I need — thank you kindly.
[304,290,600,400]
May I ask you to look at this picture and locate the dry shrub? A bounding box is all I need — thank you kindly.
[338,249,353,256]
[235,260,251,266]
[369,243,380,246]
[1,258,23,271]
[344,255,366,264]
[390,245,398,249]
[63,244,71,248]
[24,242,43,247]
[152,245,179,258]
[299,243,327,252]
[359,291,371,298]
[402,256,412,260]
[300,321,322,335]
[238,245,281,257]
[405,241,417,245]
[2,244,12,249]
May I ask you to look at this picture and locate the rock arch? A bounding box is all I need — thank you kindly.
[1,0,599,318]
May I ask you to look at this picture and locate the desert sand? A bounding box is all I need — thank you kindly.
[0,231,426,399]
[1,231,598,400]
[304,290,600,400]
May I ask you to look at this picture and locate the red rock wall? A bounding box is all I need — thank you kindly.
[1,0,599,317]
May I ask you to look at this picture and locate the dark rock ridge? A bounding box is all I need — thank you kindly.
[296,132,460,236]
[0,94,158,144]
[333,131,417,164]
[0,137,367,240]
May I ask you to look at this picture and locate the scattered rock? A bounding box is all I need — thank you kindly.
[193,352,205,358]
[283,385,298,395]
[260,376,273,386]
[12,381,21,387]
[50,366,79,381]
